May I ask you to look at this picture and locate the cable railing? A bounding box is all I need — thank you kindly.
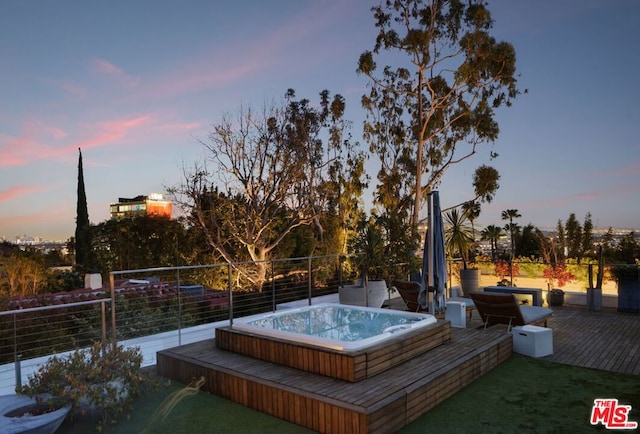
[0,298,111,394]
[0,299,111,366]
[105,254,347,342]
[1,253,635,394]
[0,252,411,367]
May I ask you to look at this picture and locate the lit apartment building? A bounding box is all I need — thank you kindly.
[109,193,172,219]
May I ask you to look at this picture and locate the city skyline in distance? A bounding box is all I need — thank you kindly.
[1,0,639,241]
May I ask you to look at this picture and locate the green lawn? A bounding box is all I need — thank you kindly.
[58,356,640,433]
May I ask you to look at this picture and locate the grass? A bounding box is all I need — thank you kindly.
[57,356,640,433]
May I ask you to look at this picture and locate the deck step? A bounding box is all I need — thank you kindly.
[157,324,512,433]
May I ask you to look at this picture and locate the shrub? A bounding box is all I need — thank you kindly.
[494,260,520,283]
[609,265,639,283]
[18,341,153,430]
[543,263,575,288]
[515,256,543,279]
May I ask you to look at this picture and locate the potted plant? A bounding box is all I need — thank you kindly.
[444,208,478,297]
[610,264,639,313]
[340,217,388,307]
[587,246,605,312]
[0,394,71,433]
[17,340,153,430]
[547,288,565,307]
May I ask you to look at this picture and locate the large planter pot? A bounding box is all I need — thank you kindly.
[339,280,387,308]
[459,269,480,297]
[617,279,640,313]
[587,287,602,312]
[366,280,388,308]
[547,290,565,307]
[0,394,71,434]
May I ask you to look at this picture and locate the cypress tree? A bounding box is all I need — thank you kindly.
[75,148,90,268]
[581,212,594,259]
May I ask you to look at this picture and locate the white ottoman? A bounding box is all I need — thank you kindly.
[512,325,553,357]
[445,301,466,328]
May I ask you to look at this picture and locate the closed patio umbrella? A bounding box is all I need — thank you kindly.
[417,191,447,313]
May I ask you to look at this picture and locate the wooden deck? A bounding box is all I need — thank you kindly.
[156,300,639,433]
[540,305,640,375]
[390,296,640,375]
[157,323,511,433]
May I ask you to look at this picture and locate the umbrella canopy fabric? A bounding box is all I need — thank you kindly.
[417,191,447,313]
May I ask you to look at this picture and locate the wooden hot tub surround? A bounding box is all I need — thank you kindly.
[215,320,451,382]
[157,318,512,433]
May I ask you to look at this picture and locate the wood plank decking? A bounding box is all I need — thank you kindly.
[156,300,639,433]
[389,296,640,375]
[157,323,511,433]
[541,306,640,375]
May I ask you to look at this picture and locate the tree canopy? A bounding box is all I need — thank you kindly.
[357,0,522,234]
[171,90,366,290]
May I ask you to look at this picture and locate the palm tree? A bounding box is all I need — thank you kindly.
[444,208,475,269]
[501,209,521,285]
[461,201,481,240]
[481,225,502,261]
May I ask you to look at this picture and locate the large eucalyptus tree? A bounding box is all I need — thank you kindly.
[357,0,522,237]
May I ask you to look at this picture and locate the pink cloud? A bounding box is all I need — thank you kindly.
[91,58,124,76]
[0,121,49,167]
[0,185,49,203]
[526,192,605,211]
[603,162,640,177]
[141,2,351,101]
[90,58,140,88]
[0,115,153,167]
[57,81,88,97]
[0,138,29,166]
[0,210,69,229]
[522,185,638,213]
[50,127,68,139]
[155,121,202,133]
[73,115,152,151]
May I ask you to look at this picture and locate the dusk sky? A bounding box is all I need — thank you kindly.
[1,0,639,242]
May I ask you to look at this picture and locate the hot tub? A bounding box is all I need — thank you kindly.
[216,303,445,382]
[231,303,436,351]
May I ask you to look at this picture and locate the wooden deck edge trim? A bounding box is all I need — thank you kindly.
[401,334,513,425]
[365,322,452,378]
[214,321,452,383]
[365,332,512,431]
[158,345,371,413]
[156,328,513,433]
[158,349,373,433]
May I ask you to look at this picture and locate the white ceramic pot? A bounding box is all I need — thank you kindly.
[0,394,71,434]
[338,280,387,308]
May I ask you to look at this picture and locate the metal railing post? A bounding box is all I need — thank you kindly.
[308,257,312,305]
[101,300,107,344]
[272,260,276,312]
[14,354,21,390]
[176,268,182,346]
[12,313,17,363]
[110,273,116,345]
[228,263,234,326]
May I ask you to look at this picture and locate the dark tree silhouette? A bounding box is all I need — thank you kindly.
[75,148,91,269]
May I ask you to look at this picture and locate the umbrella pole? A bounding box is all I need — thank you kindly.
[428,193,435,313]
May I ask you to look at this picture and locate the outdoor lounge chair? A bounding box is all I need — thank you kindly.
[393,280,475,319]
[470,291,553,332]
[393,280,426,312]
